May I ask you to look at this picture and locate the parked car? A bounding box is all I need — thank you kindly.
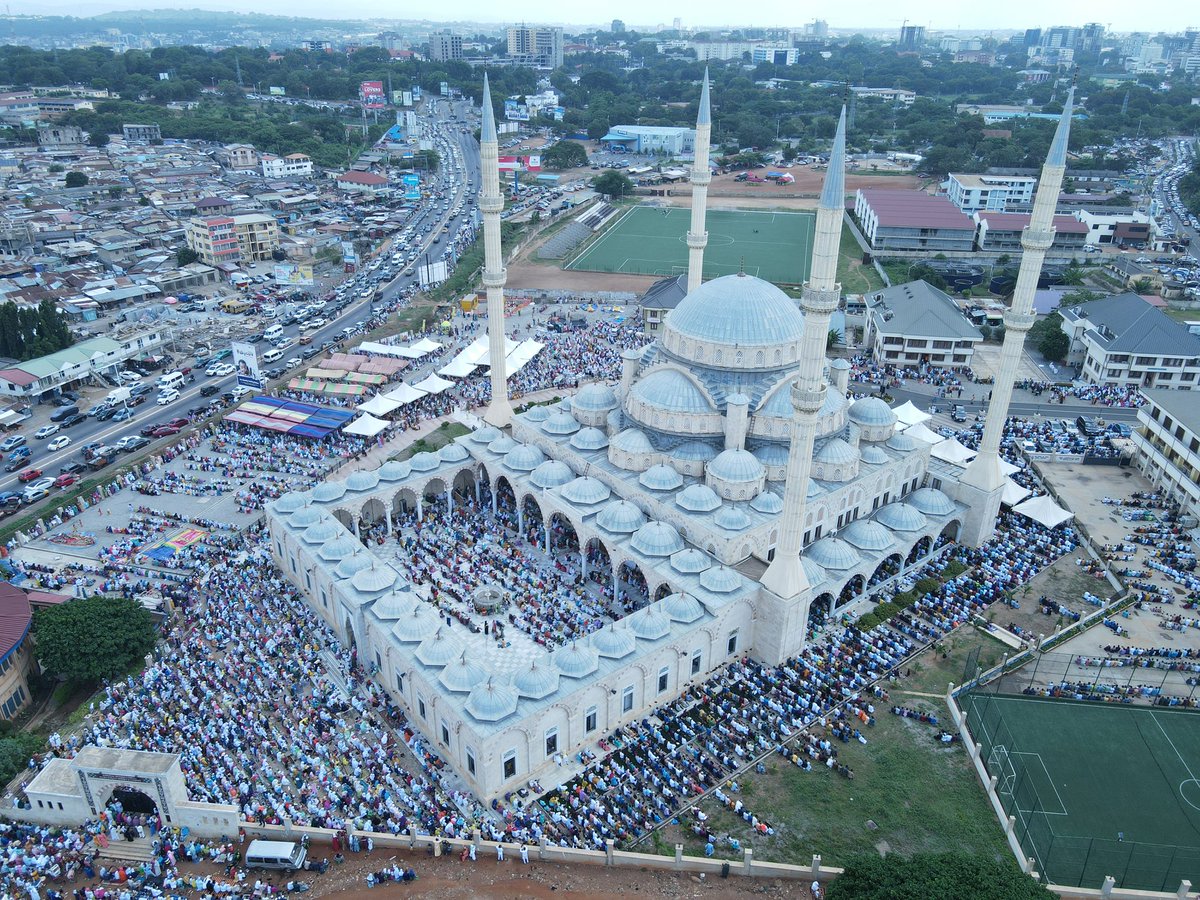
[21,485,50,504]
[17,467,43,482]
[47,435,71,452]
[54,473,78,488]
[3,457,30,473]
[112,408,134,422]
[200,384,220,397]
[0,435,26,452]
[58,462,87,475]
[61,414,87,428]
[34,424,60,439]
[152,425,181,438]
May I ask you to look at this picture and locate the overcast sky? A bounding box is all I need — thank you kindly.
[34,0,1183,34]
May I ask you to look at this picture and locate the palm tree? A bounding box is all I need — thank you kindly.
[826,328,844,350]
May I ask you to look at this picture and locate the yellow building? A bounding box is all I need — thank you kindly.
[185,214,280,266]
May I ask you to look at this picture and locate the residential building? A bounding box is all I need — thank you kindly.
[898,25,925,50]
[752,46,801,66]
[849,87,916,105]
[974,212,1088,254]
[37,97,94,117]
[599,126,696,155]
[853,189,977,254]
[336,171,390,195]
[302,40,333,52]
[506,25,564,68]
[1058,293,1200,389]
[1076,209,1155,248]
[261,153,314,179]
[0,328,168,400]
[1131,388,1200,521]
[428,31,463,62]
[638,274,687,333]
[185,214,280,265]
[0,585,70,721]
[864,280,983,370]
[220,144,258,172]
[122,123,161,143]
[36,124,86,152]
[946,173,1037,213]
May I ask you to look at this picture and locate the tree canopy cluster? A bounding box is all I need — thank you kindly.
[827,852,1055,900]
[0,300,74,361]
[33,596,157,683]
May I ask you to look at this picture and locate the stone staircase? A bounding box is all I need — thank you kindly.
[95,835,157,865]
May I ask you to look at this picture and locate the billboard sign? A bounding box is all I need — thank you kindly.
[341,242,356,264]
[231,341,263,390]
[273,263,314,286]
[269,86,286,96]
[401,173,420,187]
[524,155,542,172]
[402,91,413,106]
[504,99,531,121]
[497,156,521,171]
[418,260,449,286]
[404,190,421,201]
[440,81,450,96]
[411,85,421,100]
[360,80,386,108]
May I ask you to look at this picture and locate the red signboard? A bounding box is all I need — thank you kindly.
[360,80,385,108]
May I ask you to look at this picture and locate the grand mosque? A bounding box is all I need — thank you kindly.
[266,74,1076,799]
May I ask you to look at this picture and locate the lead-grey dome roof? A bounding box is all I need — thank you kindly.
[302,519,342,544]
[848,397,897,427]
[334,553,373,579]
[597,500,646,533]
[640,463,684,491]
[318,536,359,561]
[700,565,742,593]
[573,382,618,411]
[750,491,784,514]
[439,442,470,462]
[469,425,501,444]
[488,434,518,454]
[806,537,859,570]
[665,273,804,348]
[531,460,574,489]
[670,547,711,574]
[311,481,347,502]
[378,460,412,481]
[629,604,672,641]
[815,438,860,465]
[524,405,550,422]
[631,521,685,557]
[466,678,519,722]
[714,506,751,531]
[554,640,600,678]
[630,369,715,414]
[677,483,721,512]
[415,627,466,667]
[860,444,890,465]
[345,470,380,492]
[592,622,637,658]
[409,451,440,471]
[289,506,323,528]
[841,519,895,552]
[661,592,705,623]
[707,448,765,483]
[561,476,611,506]
[803,557,827,587]
[372,590,417,620]
[886,431,917,452]
[612,428,655,454]
[505,443,546,472]
[513,660,560,699]
[542,409,580,435]
[908,487,956,516]
[875,502,928,532]
[439,653,488,693]
[570,427,609,451]
[273,492,309,513]
[392,604,440,642]
[352,564,400,594]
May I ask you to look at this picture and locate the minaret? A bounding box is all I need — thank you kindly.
[479,74,513,428]
[685,69,712,294]
[954,89,1076,547]
[758,109,848,651]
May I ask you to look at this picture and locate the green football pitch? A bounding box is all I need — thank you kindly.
[964,692,1200,890]
[564,206,814,284]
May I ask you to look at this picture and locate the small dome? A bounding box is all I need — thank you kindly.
[573,382,618,411]
[273,492,309,513]
[470,425,501,444]
[860,445,890,465]
[334,553,373,579]
[372,590,417,620]
[302,519,342,544]
[830,358,851,371]
[488,434,518,454]
[531,460,574,489]
[628,604,672,641]
[908,487,956,516]
[513,661,560,699]
[378,460,412,481]
[752,444,789,467]
[676,484,721,513]
[848,397,897,427]
[803,557,827,588]
[505,443,546,472]
[815,438,860,465]
[750,491,784,514]
[806,537,859,571]
[714,506,751,532]
[630,369,715,414]
[597,500,646,534]
[664,274,804,348]
[523,405,550,422]
[543,409,580,435]
[553,640,600,679]
[875,502,928,532]
[670,548,711,574]
[842,520,895,552]
[345,470,380,492]
[465,678,519,722]
[392,605,440,642]
[351,564,399,595]
[592,623,637,658]
[311,481,347,502]
[439,442,470,463]
[807,478,824,499]
[409,451,440,472]
[415,628,466,667]
[318,536,359,562]
[289,506,323,529]
[570,427,609,451]
[640,464,684,492]
[699,565,742,594]
[439,653,488,693]
[707,448,765,483]
[886,431,917,452]
[670,441,718,464]
[612,428,655,454]
[561,476,611,506]
[631,521,685,557]
[661,592,705,624]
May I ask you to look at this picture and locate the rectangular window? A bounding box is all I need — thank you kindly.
[441,721,450,746]
[585,706,598,733]
[503,751,517,779]
[395,672,404,694]
[545,728,558,757]
[691,650,703,676]
[466,747,476,776]
[320,590,328,609]
[727,629,739,656]
[417,696,427,720]
[658,667,669,693]
[304,571,312,590]
[622,686,634,713]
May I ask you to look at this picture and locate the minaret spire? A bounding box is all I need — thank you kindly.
[956,89,1076,544]
[685,69,712,294]
[759,108,848,608]
[479,73,513,427]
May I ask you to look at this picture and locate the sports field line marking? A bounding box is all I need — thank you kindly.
[1149,712,1200,812]
[566,207,634,269]
[1009,751,1068,816]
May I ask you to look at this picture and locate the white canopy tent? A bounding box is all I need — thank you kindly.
[478,336,520,367]
[1001,479,1032,507]
[931,438,977,465]
[438,337,491,378]
[409,338,443,356]
[412,373,456,395]
[486,339,545,377]
[999,458,1022,477]
[892,400,932,427]
[357,394,403,417]
[382,383,429,406]
[357,341,416,359]
[1012,494,1074,528]
[903,421,946,445]
[343,414,390,437]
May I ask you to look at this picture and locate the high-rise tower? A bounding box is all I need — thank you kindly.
[954,89,1076,546]
[686,70,712,295]
[479,74,513,428]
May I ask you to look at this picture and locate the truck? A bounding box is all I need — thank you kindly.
[106,387,132,406]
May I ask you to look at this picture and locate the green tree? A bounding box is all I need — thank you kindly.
[593,170,634,198]
[827,328,843,349]
[1037,327,1070,362]
[542,140,588,170]
[1059,288,1102,307]
[0,733,44,788]
[176,247,199,266]
[64,171,88,187]
[33,596,157,683]
[827,852,1054,900]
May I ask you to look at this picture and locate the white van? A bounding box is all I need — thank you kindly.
[263,324,284,342]
[262,348,284,364]
[157,371,185,391]
[244,840,306,871]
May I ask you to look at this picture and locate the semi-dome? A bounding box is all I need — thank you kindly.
[439,653,488,693]
[273,492,309,513]
[848,397,898,428]
[334,553,373,579]
[465,678,519,722]
[415,628,466,667]
[439,442,470,463]
[345,470,380,492]
[524,405,550,422]
[311,481,347,503]
[664,273,804,349]
[596,500,646,533]
[631,521,685,557]
[561,476,611,506]
[806,537,859,571]
[372,590,417,620]
[612,428,655,454]
[542,409,581,435]
[670,548,711,574]
[860,445,890,465]
[573,382,618,411]
[750,491,784,514]
[318,536,359,562]
[908,487,957,516]
[592,622,637,658]
[628,604,672,641]
[752,444,789,467]
[815,438,860,465]
[351,564,399,594]
[289,506,323,529]
[409,451,440,472]
[842,520,895,552]
[570,427,609,451]
[875,502,928,532]
[676,484,721,513]
[714,506,751,532]
[302,519,342,544]
[640,463,684,492]
[554,640,600,679]
[630,369,715,414]
[531,460,574,489]
[513,661,560,699]
[488,435,518,454]
[392,605,440,642]
[886,431,917,452]
[505,443,546,472]
[670,441,719,464]
[378,460,412,481]
[699,565,742,594]
[470,425,501,444]
[803,557,827,588]
[661,592,705,624]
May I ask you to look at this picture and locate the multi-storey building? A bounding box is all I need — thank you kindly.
[853,189,977,254]
[185,214,280,265]
[261,153,313,179]
[506,25,564,68]
[122,123,162,143]
[864,280,983,370]
[1131,388,1200,521]
[428,31,463,62]
[946,173,1037,213]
